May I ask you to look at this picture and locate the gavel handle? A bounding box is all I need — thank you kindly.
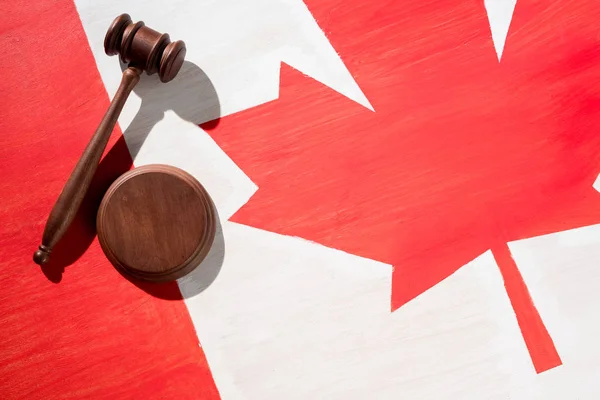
[33,67,142,265]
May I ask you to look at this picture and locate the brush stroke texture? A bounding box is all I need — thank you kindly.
[204,0,600,373]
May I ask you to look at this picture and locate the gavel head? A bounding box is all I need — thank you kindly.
[104,14,186,83]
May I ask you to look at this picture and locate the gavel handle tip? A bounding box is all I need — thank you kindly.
[33,246,51,265]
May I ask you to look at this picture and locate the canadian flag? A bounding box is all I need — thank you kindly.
[2,0,600,399]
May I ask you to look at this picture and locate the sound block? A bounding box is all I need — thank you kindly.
[97,164,216,282]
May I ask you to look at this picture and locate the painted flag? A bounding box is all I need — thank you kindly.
[3,0,600,399]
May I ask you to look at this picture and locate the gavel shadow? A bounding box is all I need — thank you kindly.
[42,60,224,300]
[122,60,221,159]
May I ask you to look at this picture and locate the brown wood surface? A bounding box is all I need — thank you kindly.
[105,13,186,82]
[32,67,141,265]
[33,13,187,265]
[97,164,216,282]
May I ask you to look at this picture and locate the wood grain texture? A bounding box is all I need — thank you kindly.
[97,164,216,282]
[105,13,187,83]
[33,66,141,266]
[0,1,220,399]
[34,13,189,266]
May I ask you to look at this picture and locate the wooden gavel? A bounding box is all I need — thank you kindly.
[33,14,187,265]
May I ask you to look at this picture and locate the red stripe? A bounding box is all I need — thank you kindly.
[0,1,220,398]
[492,243,562,373]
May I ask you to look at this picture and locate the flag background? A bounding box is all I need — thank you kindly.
[2,0,600,399]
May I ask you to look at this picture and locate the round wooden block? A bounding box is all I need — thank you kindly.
[97,164,216,282]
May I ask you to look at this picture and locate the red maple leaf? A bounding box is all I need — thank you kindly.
[203,0,600,373]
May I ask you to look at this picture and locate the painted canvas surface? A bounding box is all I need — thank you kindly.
[2,0,600,398]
